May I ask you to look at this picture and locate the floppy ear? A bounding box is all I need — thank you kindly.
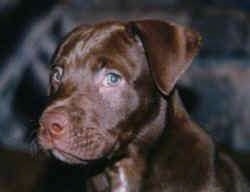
[128,20,201,95]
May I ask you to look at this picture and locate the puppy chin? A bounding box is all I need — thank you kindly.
[52,149,88,165]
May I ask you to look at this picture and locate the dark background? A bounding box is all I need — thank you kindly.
[0,0,250,192]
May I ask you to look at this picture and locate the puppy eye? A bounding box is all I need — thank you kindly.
[50,66,63,93]
[103,72,122,87]
[51,66,63,83]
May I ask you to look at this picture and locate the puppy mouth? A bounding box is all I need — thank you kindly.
[38,125,119,164]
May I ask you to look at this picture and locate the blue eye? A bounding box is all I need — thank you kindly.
[104,72,122,86]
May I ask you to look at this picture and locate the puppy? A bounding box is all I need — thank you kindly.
[38,20,249,191]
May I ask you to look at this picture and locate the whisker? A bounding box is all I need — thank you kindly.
[29,138,39,155]
[28,138,50,160]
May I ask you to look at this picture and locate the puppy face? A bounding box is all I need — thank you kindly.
[38,22,159,164]
[38,20,200,164]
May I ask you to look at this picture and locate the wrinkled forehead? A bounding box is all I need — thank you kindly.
[53,23,132,66]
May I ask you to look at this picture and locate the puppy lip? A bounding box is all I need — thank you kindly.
[52,147,89,164]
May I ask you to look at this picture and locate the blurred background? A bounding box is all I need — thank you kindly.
[0,0,250,191]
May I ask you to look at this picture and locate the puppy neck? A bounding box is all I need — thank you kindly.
[133,97,167,151]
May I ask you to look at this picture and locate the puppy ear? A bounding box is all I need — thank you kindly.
[128,20,201,95]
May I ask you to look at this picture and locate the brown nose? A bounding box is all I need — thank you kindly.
[40,112,69,138]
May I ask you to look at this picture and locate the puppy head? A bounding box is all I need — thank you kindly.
[38,20,201,164]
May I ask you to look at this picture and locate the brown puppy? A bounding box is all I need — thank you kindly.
[38,20,249,191]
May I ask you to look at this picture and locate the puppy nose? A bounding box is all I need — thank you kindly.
[40,112,69,138]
